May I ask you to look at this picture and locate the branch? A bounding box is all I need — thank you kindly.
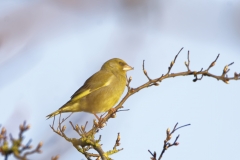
[51,155,60,160]
[49,48,240,159]
[50,114,122,160]
[85,48,240,135]
[148,123,191,160]
[0,121,42,160]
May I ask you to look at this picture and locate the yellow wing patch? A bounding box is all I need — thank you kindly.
[72,89,91,101]
[71,78,112,101]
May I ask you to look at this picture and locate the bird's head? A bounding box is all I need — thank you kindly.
[101,58,133,74]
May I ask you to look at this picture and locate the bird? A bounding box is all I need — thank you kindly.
[46,58,133,119]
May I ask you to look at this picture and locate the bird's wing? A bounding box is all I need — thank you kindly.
[70,71,114,102]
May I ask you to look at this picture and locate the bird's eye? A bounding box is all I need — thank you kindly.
[119,62,124,66]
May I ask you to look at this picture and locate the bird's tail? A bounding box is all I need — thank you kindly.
[46,102,80,119]
[46,110,62,119]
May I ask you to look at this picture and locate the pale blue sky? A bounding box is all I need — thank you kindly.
[0,1,240,160]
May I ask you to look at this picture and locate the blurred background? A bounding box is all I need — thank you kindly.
[0,0,240,159]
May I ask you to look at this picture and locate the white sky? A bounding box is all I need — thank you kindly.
[0,0,240,160]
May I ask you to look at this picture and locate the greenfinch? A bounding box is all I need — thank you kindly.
[46,58,133,119]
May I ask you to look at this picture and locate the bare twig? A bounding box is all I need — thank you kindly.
[50,114,108,160]
[113,133,122,151]
[166,47,183,75]
[185,50,191,71]
[0,122,42,160]
[206,54,220,71]
[49,48,240,160]
[51,155,60,160]
[85,49,239,137]
[148,123,190,160]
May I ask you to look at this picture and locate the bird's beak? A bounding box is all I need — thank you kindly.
[123,64,134,71]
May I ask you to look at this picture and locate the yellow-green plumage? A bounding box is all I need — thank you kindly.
[46,58,133,119]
